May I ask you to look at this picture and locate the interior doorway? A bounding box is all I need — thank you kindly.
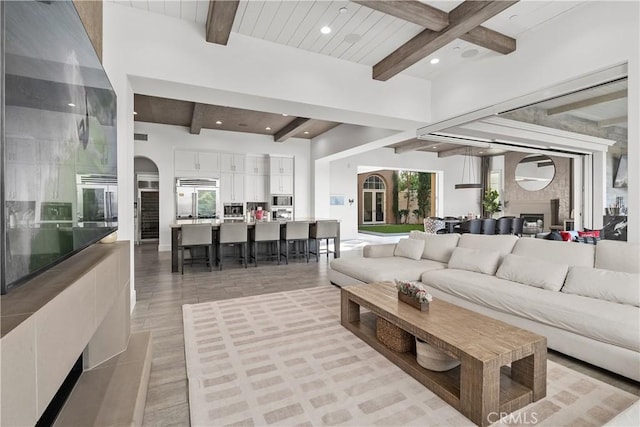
[134,157,159,245]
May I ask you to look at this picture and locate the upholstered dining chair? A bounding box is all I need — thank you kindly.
[309,220,338,261]
[251,222,280,266]
[496,217,514,234]
[423,217,446,234]
[281,221,310,264]
[179,224,213,274]
[481,218,497,235]
[511,217,524,236]
[454,218,482,234]
[218,222,248,269]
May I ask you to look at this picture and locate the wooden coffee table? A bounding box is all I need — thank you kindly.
[341,282,547,427]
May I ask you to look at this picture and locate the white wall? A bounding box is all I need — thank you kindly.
[329,148,482,240]
[430,1,639,242]
[134,122,311,251]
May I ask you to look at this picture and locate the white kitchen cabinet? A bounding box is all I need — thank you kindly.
[175,150,220,176]
[220,172,245,203]
[220,153,245,173]
[246,155,268,175]
[269,174,293,195]
[269,156,293,195]
[245,174,267,202]
[198,152,221,174]
[39,165,76,202]
[270,156,294,175]
[5,163,39,201]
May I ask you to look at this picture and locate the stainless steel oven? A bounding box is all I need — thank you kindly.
[271,195,293,207]
[271,207,293,221]
[223,203,244,220]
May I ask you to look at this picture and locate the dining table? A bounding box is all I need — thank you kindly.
[169,218,341,272]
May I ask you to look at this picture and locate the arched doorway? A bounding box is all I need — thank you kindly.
[362,175,386,224]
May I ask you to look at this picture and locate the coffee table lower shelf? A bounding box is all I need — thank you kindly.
[347,312,535,426]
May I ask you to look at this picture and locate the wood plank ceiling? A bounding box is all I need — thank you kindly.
[134,94,340,139]
[120,0,589,142]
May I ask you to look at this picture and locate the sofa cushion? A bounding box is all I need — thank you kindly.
[409,231,460,262]
[595,240,640,273]
[420,269,639,352]
[447,247,501,275]
[563,266,640,307]
[511,237,594,267]
[394,238,424,260]
[330,256,445,284]
[496,254,569,292]
[457,234,518,261]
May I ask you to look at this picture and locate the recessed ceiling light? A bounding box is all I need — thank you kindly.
[431,146,437,149]
[215,120,222,125]
[339,7,348,14]
[479,151,483,154]
[282,113,288,117]
[265,126,271,131]
[304,131,310,135]
[320,26,331,34]
[68,103,76,107]
[133,111,137,115]
[430,58,440,65]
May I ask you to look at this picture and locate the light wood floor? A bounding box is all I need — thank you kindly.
[132,242,639,426]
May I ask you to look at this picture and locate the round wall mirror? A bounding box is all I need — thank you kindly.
[515,155,555,191]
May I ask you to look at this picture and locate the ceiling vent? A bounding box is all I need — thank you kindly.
[134,133,148,141]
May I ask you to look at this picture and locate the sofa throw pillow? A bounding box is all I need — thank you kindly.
[409,230,460,262]
[447,247,501,276]
[394,238,424,260]
[496,254,569,291]
[563,266,640,307]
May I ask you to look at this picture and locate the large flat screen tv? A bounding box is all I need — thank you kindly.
[1,0,117,294]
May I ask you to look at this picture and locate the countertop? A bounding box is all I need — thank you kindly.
[170,218,339,228]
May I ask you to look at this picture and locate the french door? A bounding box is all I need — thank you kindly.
[363,190,385,223]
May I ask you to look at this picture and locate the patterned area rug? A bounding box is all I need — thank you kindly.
[183,286,637,427]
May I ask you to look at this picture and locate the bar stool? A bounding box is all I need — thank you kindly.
[218,222,248,270]
[251,222,281,267]
[309,220,338,261]
[280,221,309,264]
[179,224,213,274]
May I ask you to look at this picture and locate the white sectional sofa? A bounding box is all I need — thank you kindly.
[329,232,640,381]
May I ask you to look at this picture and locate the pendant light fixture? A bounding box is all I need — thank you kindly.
[454,146,482,189]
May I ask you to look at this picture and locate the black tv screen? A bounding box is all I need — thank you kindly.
[1,0,117,293]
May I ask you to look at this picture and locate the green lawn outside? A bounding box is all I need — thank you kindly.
[358,224,424,234]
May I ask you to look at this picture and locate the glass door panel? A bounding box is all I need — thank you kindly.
[196,189,218,219]
[375,192,385,222]
[363,192,373,222]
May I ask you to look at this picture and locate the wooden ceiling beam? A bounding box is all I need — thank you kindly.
[547,90,627,116]
[352,1,449,31]
[459,25,516,54]
[357,1,515,55]
[598,115,627,127]
[373,1,518,81]
[394,139,440,154]
[190,103,206,135]
[274,117,311,142]
[206,0,239,45]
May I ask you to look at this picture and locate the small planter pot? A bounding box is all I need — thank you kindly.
[415,338,460,371]
[397,291,429,312]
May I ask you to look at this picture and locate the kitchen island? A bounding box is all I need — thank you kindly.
[169,218,340,272]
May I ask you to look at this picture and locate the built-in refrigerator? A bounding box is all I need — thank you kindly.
[175,177,220,219]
